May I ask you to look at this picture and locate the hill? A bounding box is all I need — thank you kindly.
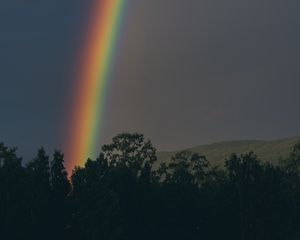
[157,137,300,166]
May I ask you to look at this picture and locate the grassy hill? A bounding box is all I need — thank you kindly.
[157,137,300,166]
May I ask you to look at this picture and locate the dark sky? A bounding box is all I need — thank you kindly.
[1,0,300,161]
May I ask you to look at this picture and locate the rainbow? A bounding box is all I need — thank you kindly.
[66,0,127,173]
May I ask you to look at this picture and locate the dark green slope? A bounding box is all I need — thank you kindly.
[157,137,300,166]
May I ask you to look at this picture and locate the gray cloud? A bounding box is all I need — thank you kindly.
[1,0,300,160]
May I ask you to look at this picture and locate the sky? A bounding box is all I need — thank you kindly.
[1,0,300,161]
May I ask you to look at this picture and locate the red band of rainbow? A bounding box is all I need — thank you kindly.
[66,0,127,173]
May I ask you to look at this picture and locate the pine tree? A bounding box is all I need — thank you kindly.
[51,150,70,198]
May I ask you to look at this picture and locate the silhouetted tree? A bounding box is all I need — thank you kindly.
[51,150,70,197]
[26,147,51,240]
[163,151,209,186]
[1,135,300,240]
[49,150,71,239]
[27,147,50,185]
[0,143,27,240]
[71,155,123,240]
[102,133,157,176]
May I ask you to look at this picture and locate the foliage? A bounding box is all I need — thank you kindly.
[1,135,300,240]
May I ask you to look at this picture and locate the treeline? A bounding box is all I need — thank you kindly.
[1,133,300,240]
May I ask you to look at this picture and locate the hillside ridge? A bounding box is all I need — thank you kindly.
[157,136,300,165]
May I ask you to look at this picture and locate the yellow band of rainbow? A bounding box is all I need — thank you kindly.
[66,0,127,173]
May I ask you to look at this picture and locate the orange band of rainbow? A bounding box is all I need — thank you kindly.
[66,0,127,173]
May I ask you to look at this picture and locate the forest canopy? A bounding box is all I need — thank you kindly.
[1,133,300,240]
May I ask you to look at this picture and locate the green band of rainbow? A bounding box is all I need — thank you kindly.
[66,0,127,173]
